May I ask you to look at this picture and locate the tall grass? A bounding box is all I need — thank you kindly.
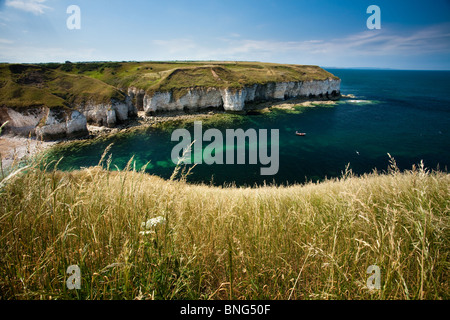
[0,153,448,300]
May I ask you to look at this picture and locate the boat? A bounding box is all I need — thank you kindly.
[296,131,306,136]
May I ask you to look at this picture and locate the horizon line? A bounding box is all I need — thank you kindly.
[1,60,449,72]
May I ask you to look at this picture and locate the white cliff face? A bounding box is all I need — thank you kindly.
[299,79,341,97]
[114,103,129,122]
[180,88,223,110]
[4,108,45,135]
[35,109,88,141]
[80,99,135,127]
[0,78,340,140]
[66,111,87,136]
[220,88,247,111]
[106,109,117,127]
[81,103,110,126]
[125,94,138,117]
[1,106,87,140]
[144,92,172,112]
[142,78,341,114]
[128,87,146,111]
[1,95,136,140]
[143,87,224,112]
[35,109,66,140]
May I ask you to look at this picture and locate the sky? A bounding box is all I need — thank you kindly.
[0,0,449,69]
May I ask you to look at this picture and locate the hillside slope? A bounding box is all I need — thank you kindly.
[0,63,125,109]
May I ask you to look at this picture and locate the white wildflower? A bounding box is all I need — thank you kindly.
[141,216,166,229]
[139,230,155,235]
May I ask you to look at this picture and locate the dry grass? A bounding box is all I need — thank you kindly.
[0,154,448,300]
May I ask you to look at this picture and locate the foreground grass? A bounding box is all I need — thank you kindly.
[0,157,448,300]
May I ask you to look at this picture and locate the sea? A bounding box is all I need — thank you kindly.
[47,69,450,186]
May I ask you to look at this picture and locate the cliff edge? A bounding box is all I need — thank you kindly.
[0,61,341,140]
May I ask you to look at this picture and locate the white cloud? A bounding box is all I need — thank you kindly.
[149,23,450,65]
[0,43,97,63]
[0,38,13,44]
[220,24,450,57]
[152,38,198,55]
[5,0,51,15]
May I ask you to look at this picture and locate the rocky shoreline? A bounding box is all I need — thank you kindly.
[79,95,341,138]
[0,135,56,169]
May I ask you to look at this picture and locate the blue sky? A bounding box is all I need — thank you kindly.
[0,0,449,69]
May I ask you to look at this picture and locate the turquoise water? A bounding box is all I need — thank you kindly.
[47,69,450,186]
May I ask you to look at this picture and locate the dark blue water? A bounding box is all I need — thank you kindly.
[47,69,450,186]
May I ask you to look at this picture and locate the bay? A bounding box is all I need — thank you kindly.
[47,69,450,186]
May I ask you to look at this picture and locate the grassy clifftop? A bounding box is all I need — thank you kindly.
[48,61,339,92]
[0,63,125,110]
[1,61,339,110]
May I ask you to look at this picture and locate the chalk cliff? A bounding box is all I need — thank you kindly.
[35,109,87,141]
[0,62,341,141]
[0,97,137,141]
[139,78,341,113]
[78,97,137,128]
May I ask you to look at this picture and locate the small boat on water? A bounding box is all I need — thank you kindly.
[296,131,306,136]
